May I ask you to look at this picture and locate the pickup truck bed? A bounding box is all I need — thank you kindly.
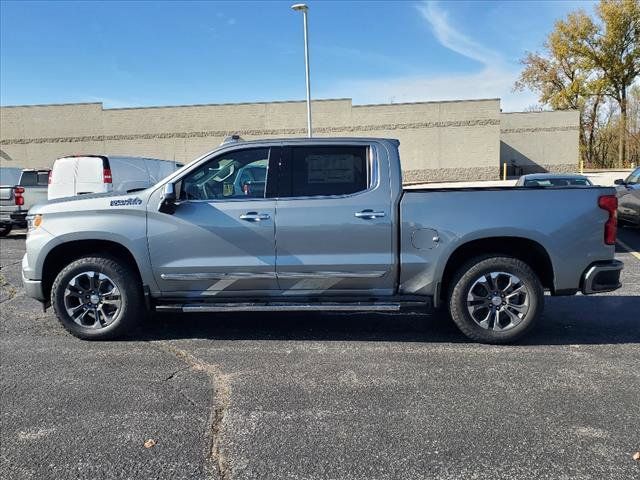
[400,186,615,299]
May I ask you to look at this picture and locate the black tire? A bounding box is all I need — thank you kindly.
[0,225,12,237]
[51,256,143,340]
[448,255,544,344]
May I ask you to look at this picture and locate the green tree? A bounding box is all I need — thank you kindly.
[514,24,602,164]
[516,0,639,167]
[556,0,639,167]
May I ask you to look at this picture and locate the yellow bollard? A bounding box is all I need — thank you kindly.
[579,160,584,174]
[502,163,507,181]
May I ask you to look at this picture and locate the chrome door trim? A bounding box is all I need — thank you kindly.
[157,141,380,203]
[160,272,276,281]
[161,271,387,281]
[277,271,387,279]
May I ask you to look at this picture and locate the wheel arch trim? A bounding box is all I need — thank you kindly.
[437,235,556,301]
[38,234,156,301]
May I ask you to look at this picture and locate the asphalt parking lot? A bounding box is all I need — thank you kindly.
[1,228,639,480]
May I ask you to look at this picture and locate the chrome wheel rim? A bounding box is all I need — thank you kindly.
[63,271,122,329]
[466,271,530,331]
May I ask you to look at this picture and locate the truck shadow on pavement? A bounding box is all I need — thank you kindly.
[136,294,640,346]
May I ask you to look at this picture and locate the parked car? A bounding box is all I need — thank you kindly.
[48,155,182,200]
[614,167,640,226]
[22,137,622,343]
[1,167,21,235]
[0,168,49,236]
[515,173,593,187]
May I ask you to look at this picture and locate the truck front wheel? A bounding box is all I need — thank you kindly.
[448,256,543,344]
[51,256,143,340]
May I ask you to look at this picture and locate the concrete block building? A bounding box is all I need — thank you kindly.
[0,98,579,182]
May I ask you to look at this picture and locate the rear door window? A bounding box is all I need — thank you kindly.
[279,146,369,197]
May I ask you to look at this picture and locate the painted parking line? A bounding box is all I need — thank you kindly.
[617,239,640,261]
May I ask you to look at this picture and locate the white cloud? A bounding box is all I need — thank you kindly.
[417,1,502,66]
[322,1,539,112]
[325,67,539,112]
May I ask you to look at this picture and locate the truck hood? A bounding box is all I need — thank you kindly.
[29,189,154,215]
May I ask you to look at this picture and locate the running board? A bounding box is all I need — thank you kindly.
[155,302,413,313]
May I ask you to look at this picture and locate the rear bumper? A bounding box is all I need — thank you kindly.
[10,211,27,228]
[581,260,623,294]
[0,210,14,225]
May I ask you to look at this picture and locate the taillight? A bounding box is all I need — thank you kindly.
[48,171,53,184]
[103,168,112,184]
[598,195,617,245]
[14,186,25,206]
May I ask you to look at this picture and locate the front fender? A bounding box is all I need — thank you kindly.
[27,209,158,293]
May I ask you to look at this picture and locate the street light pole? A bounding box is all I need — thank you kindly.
[291,3,312,138]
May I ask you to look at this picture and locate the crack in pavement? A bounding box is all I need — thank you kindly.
[0,259,23,269]
[163,365,193,382]
[150,340,232,480]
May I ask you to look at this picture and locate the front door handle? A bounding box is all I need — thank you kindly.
[240,212,270,222]
[355,209,386,219]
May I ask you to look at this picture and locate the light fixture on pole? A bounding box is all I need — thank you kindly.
[291,3,312,138]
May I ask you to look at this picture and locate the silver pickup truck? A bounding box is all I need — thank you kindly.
[0,169,49,236]
[22,138,623,343]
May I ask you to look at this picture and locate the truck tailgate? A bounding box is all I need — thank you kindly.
[0,186,14,202]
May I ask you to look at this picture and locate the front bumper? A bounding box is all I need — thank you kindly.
[581,260,623,294]
[21,255,45,302]
[22,271,45,302]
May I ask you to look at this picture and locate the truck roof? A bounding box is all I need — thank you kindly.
[219,137,400,146]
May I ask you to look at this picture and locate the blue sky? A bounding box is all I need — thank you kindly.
[0,0,596,111]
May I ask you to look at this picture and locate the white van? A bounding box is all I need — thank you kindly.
[48,155,182,200]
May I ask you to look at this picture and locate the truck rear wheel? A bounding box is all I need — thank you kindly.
[51,256,143,340]
[448,255,543,344]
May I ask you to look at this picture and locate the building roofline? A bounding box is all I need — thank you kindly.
[0,102,103,109]
[353,98,500,108]
[0,98,354,111]
[2,97,502,111]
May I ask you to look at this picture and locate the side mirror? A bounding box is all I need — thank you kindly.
[159,183,177,214]
[614,179,625,186]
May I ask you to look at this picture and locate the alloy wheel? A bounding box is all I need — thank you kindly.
[466,271,530,331]
[63,271,122,329]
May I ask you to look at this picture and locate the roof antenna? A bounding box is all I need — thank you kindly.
[220,133,244,146]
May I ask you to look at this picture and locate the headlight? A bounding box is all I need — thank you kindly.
[27,214,43,232]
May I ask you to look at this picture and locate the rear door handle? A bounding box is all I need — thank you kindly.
[354,209,386,219]
[240,212,271,221]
